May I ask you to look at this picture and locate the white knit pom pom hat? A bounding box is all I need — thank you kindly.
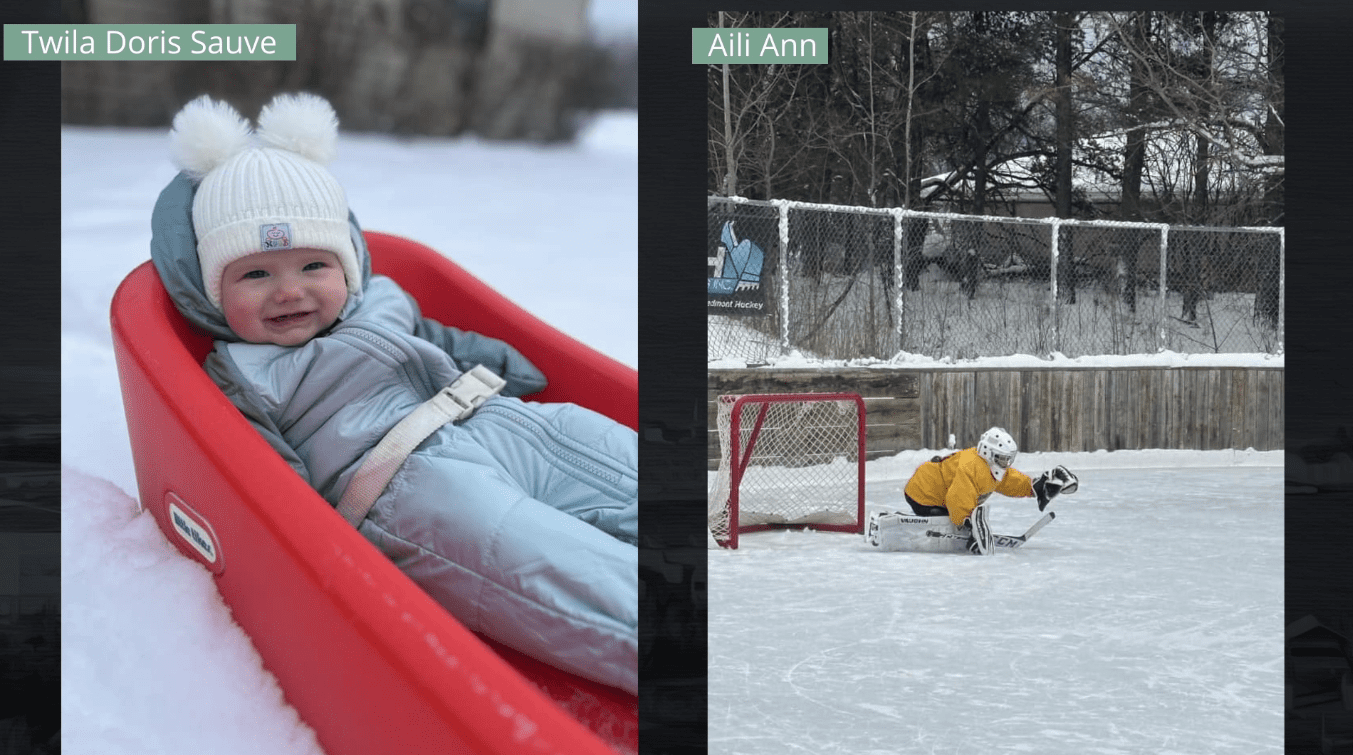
[168,92,360,311]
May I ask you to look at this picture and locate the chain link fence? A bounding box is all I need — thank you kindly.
[708,196,1284,362]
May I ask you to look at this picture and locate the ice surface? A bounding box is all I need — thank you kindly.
[709,454,1282,754]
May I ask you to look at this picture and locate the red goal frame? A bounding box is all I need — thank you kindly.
[714,392,866,549]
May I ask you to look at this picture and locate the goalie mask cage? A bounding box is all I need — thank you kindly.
[709,393,866,549]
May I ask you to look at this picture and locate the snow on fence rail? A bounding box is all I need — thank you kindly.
[707,197,1284,363]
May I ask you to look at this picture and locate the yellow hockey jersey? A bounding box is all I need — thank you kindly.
[903,447,1034,526]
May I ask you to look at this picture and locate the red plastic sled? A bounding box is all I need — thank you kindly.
[111,231,638,755]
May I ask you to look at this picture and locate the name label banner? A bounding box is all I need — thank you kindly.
[693,28,827,64]
[4,24,297,60]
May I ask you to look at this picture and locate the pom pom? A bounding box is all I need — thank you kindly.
[168,95,253,180]
[256,93,339,164]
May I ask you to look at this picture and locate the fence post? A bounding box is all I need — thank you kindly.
[777,200,791,355]
[1158,224,1169,352]
[1049,217,1060,355]
[893,209,904,345]
[1278,227,1285,355]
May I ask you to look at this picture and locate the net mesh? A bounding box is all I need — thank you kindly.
[709,393,864,548]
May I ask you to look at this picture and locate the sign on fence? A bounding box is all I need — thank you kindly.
[708,220,769,316]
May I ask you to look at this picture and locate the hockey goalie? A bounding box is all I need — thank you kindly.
[866,427,1078,554]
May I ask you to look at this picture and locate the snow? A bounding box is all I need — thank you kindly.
[61,110,636,755]
[709,448,1283,754]
[711,348,1283,371]
[589,0,638,40]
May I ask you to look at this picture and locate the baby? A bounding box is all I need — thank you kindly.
[149,93,638,694]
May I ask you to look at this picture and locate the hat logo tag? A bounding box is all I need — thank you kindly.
[260,223,293,251]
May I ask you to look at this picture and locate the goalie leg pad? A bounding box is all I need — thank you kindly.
[866,511,961,552]
[865,510,886,547]
[967,505,993,555]
[866,510,925,547]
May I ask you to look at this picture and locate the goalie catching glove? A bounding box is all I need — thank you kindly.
[1032,465,1078,511]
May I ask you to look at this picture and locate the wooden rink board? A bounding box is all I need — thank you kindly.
[710,365,1283,467]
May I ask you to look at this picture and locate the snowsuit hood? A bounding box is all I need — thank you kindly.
[150,171,372,342]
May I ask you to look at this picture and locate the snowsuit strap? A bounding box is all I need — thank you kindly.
[335,365,506,526]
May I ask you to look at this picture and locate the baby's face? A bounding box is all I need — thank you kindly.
[220,248,348,345]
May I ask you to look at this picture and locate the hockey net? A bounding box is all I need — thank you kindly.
[708,393,866,548]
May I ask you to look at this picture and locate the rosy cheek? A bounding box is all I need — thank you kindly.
[221,291,254,328]
[222,307,245,333]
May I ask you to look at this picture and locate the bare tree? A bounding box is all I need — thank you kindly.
[1107,11,1283,199]
[707,11,822,199]
[707,10,1281,227]
[1120,12,1152,221]
[1054,11,1075,219]
[1261,12,1284,225]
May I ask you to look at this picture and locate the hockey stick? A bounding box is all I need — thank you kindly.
[923,511,1056,549]
[1013,511,1055,544]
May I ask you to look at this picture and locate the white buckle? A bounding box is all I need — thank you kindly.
[443,364,507,421]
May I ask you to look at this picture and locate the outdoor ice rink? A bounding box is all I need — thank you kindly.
[708,455,1282,754]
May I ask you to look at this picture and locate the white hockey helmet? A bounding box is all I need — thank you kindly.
[977,427,1018,479]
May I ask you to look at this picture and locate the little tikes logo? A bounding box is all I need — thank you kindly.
[166,493,223,573]
[260,222,293,251]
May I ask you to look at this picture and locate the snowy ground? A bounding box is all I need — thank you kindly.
[61,110,635,755]
[708,449,1283,755]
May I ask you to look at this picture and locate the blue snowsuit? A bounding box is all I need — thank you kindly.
[149,173,638,695]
